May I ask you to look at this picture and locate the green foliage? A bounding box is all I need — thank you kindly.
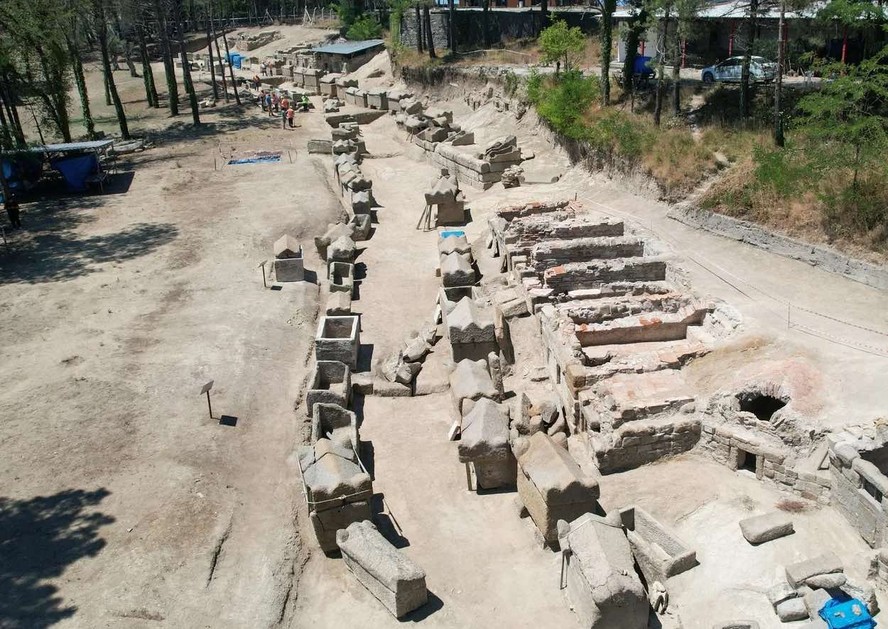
[797,45,888,190]
[538,20,586,73]
[525,68,543,104]
[586,108,651,158]
[536,70,599,139]
[752,144,807,197]
[346,14,382,40]
[503,71,519,97]
[335,0,360,28]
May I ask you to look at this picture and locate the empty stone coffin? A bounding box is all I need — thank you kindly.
[458,398,514,489]
[516,432,600,545]
[315,315,360,370]
[299,438,372,552]
[337,520,427,617]
[305,360,351,416]
[618,506,697,583]
[328,261,355,296]
[447,297,498,362]
[557,513,648,629]
[311,402,359,452]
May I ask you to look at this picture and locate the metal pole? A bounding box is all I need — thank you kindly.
[206,390,213,418]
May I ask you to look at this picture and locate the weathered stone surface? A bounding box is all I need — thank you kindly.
[373,378,412,397]
[806,572,847,589]
[449,359,498,411]
[619,506,696,584]
[803,586,832,618]
[711,622,760,629]
[437,234,471,256]
[349,214,372,241]
[440,251,476,288]
[315,315,360,370]
[311,403,358,452]
[380,351,403,383]
[403,337,430,363]
[447,298,495,344]
[840,579,878,614]
[458,398,509,462]
[336,520,428,618]
[558,513,648,629]
[273,257,304,282]
[767,580,798,608]
[305,361,350,416]
[516,432,600,544]
[326,290,352,315]
[776,597,808,622]
[740,512,795,545]
[786,553,843,588]
[329,235,356,263]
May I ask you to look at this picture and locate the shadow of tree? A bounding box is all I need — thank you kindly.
[0,194,178,284]
[0,488,114,628]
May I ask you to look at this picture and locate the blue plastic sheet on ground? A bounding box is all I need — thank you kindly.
[50,154,98,191]
[227,155,281,165]
[439,230,465,239]
[229,53,242,69]
[819,598,876,629]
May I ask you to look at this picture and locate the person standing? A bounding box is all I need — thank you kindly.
[264,92,272,114]
[5,195,21,229]
[280,95,290,112]
[286,106,295,128]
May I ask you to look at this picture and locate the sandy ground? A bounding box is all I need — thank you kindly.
[2,24,888,629]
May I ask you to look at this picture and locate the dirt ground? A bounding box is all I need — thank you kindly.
[2,24,888,629]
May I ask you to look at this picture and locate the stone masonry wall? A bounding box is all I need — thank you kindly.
[593,417,701,474]
[698,423,831,504]
[829,442,888,548]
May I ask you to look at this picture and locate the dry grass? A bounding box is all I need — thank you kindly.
[776,498,812,513]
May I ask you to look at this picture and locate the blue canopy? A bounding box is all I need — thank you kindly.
[819,598,876,629]
[50,154,98,192]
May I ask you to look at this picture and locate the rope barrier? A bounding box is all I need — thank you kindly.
[580,196,888,357]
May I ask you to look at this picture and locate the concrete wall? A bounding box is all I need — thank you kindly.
[400,8,598,52]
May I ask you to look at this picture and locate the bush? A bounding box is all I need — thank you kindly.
[536,70,600,140]
[346,15,382,40]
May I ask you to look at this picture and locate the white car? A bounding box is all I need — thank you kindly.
[701,56,777,84]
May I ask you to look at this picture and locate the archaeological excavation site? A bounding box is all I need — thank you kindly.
[2,22,888,629]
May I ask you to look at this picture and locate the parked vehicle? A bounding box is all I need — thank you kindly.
[701,56,777,84]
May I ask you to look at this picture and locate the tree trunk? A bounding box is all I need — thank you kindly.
[35,47,72,142]
[482,0,490,48]
[155,0,180,116]
[0,91,12,150]
[415,5,424,53]
[206,16,219,99]
[600,0,616,106]
[96,2,130,139]
[104,72,112,106]
[672,29,681,115]
[220,6,242,106]
[174,0,201,125]
[540,0,549,36]
[774,0,785,146]
[137,23,160,108]
[621,6,646,95]
[740,0,758,119]
[68,37,96,139]
[448,0,456,53]
[654,11,670,127]
[124,40,139,77]
[210,8,230,102]
[0,78,26,146]
[424,5,436,59]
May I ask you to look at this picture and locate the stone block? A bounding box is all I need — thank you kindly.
[326,290,352,315]
[740,512,795,545]
[459,398,513,489]
[806,572,846,588]
[776,598,808,622]
[441,251,476,288]
[802,587,832,618]
[786,553,843,588]
[516,432,599,545]
[336,520,428,618]
[349,214,372,242]
[273,257,304,282]
[558,513,648,629]
[449,359,498,412]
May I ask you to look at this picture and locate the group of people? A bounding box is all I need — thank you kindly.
[257,89,311,129]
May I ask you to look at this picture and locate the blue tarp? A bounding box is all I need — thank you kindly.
[0,156,44,202]
[228,155,281,165]
[229,53,242,69]
[819,598,876,629]
[51,154,98,192]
